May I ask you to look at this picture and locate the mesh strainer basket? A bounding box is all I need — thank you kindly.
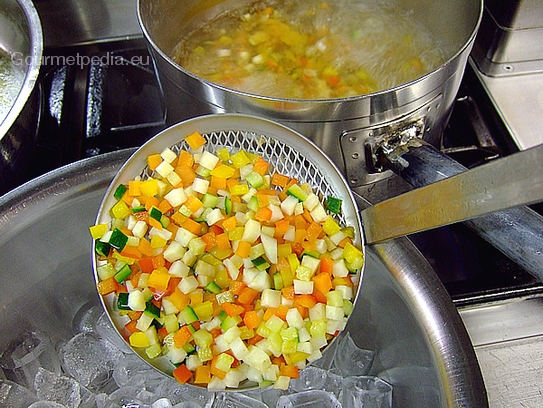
[93,113,364,389]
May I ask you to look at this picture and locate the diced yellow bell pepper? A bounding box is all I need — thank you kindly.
[129,332,151,348]
[111,200,131,219]
[89,223,108,239]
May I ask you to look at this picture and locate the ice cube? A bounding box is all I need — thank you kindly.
[333,331,375,377]
[276,390,341,408]
[0,379,39,407]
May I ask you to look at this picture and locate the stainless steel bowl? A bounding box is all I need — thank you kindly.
[0,149,487,406]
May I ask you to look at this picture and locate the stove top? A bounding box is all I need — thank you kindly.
[15,0,543,306]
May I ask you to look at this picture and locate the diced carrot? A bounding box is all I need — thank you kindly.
[181,218,203,235]
[243,310,261,331]
[173,325,194,347]
[254,207,273,222]
[274,219,291,237]
[158,199,172,214]
[97,277,118,295]
[221,216,237,232]
[175,165,196,187]
[177,150,194,167]
[201,231,217,251]
[173,364,193,384]
[280,364,300,378]
[229,281,247,296]
[295,294,318,309]
[313,289,328,304]
[294,228,307,243]
[138,239,154,257]
[247,334,264,346]
[128,180,141,196]
[145,196,160,211]
[148,217,163,230]
[210,175,227,190]
[291,242,305,257]
[152,254,166,269]
[253,156,269,175]
[120,245,142,260]
[275,305,290,321]
[221,302,245,317]
[124,320,140,334]
[171,211,188,226]
[237,287,259,305]
[313,272,333,294]
[281,285,295,300]
[319,256,334,275]
[147,154,162,171]
[235,240,252,258]
[194,365,211,384]
[165,277,182,296]
[184,131,207,150]
[130,271,142,288]
[306,221,323,242]
[216,232,231,251]
[271,173,290,188]
[169,287,190,310]
[148,269,171,292]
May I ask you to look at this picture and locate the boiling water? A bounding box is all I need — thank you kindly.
[172,0,445,99]
[0,52,25,124]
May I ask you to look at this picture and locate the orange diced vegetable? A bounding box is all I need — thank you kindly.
[184,131,206,150]
[147,154,162,171]
[173,364,193,384]
[97,277,119,295]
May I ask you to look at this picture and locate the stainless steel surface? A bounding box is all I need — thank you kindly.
[94,114,363,386]
[0,150,487,406]
[137,0,482,184]
[460,295,543,407]
[33,0,142,48]
[472,61,543,151]
[361,142,543,244]
[470,0,543,77]
[385,143,543,283]
[0,0,43,195]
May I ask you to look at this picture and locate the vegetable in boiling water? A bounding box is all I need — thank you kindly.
[91,131,363,390]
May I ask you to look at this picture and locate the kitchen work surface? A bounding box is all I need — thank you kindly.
[460,295,543,407]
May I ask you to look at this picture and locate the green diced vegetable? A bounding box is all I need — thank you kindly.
[145,300,161,319]
[245,171,265,188]
[131,205,146,213]
[326,196,342,214]
[286,184,307,201]
[204,281,222,294]
[117,292,130,310]
[180,305,199,324]
[109,228,128,251]
[202,193,219,208]
[114,264,132,283]
[224,196,233,215]
[114,184,127,199]
[95,240,112,257]
[252,256,270,271]
[149,206,163,222]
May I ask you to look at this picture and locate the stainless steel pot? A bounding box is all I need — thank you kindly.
[0,150,487,406]
[137,0,483,186]
[0,0,42,196]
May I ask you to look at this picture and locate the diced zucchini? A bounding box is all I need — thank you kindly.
[117,292,130,310]
[113,184,127,199]
[180,305,199,324]
[114,264,132,284]
[109,228,128,251]
[325,196,342,214]
[204,281,222,294]
[144,300,161,319]
[95,240,112,257]
[286,184,307,201]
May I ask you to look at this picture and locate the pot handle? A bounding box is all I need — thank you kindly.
[382,142,543,283]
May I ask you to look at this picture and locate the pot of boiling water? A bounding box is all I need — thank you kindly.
[137,0,482,186]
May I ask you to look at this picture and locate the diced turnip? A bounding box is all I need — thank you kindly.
[261,288,282,308]
[286,308,304,329]
[164,188,187,208]
[260,233,278,264]
[332,259,350,278]
[169,260,190,277]
[175,227,196,247]
[241,218,261,243]
[164,241,185,262]
[128,290,146,311]
[160,147,177,163]
[198,150,220,170]
[280,195,299,215]
[293,279,314,295]
[178,275,199,294]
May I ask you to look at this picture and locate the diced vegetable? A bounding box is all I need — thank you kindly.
[91,130,363,389]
